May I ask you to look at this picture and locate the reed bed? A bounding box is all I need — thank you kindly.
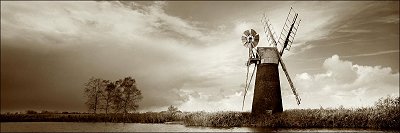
[1,96,398,129]
[1,112,177,123]
[183,96,399,129]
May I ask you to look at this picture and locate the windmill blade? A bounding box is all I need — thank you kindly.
[254,34,259,43]
[276,51,301,105]
[280,13,299,56]
[252,35,259,47]
[241,36,247,44]
[251,42,258,48]
[254,34,260,41]
[250,29,257,36]
[244,42,251,48]
[244,30,250,36]
[277,7,302,55]
[261,17,278,47]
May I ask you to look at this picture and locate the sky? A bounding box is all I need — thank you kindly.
[1,1,399,113]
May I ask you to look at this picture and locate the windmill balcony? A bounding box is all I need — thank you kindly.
[246,57,261,66]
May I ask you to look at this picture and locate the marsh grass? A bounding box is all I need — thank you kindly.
[1,112,178,123]
[183,96,399,129]
[1,96,399,129]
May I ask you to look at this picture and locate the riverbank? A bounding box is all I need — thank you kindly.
[1,97,399,129]
[2,122,388,132]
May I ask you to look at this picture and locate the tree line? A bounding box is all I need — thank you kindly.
[84,76,143,114]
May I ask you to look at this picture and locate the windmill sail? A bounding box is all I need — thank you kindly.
[260,8,301,105]
[261,13,279,47]
[241,7,302,114]
[277,7,301,55]
[276,52,301,105]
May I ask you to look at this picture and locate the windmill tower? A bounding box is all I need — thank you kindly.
[241,7,301,117]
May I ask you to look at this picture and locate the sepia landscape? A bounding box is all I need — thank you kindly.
[1,1,399,132]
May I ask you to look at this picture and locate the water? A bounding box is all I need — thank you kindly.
[0,122,388,132]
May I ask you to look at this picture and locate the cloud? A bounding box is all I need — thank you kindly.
[286,1,399,60]
[0,1,252,112]
[341,50,400,58]
[1,1,398,113]
[176,54,399,111]
[178,90,246,112]
[289,50,400,63]
[285,55,399,109]
[0,1,220,112]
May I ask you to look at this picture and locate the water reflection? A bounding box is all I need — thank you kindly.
[0,122,388,132]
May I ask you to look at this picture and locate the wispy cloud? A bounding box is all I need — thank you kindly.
[287,1,399,59]
[290,50,399,64]
[1,1,398,112]
[1,1,218,112]
[341,50,399,58]
[0,1,251,112]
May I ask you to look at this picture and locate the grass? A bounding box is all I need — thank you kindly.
[183,96,399,129]
[1,96,399,129]
[1,112,178,123]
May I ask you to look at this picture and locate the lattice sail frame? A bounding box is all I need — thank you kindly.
[277,7,301,54]
[261,13,279,47]
[259,7,302,105]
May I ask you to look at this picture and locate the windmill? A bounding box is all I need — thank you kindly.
[241,7,301,116]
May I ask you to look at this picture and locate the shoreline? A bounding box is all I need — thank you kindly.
[1,108,398,130]
[1,97,399,130]
[1,121,398,132]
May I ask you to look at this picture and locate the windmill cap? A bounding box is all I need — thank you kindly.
[257,47,279,64]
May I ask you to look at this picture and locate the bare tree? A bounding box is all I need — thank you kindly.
[113,77,143,114]
[84,77,105,114]
[101,80,115,114]
[84,76,142,114]
[112,80,124,113]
